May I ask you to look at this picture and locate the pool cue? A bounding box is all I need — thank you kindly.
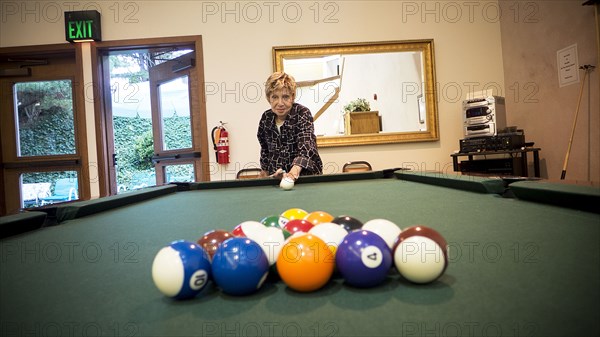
[560,65,595,180]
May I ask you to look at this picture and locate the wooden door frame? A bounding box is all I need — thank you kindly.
[0,43,90,215]
[90,36,209,197]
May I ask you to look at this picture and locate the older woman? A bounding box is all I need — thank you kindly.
[257,72,323,181]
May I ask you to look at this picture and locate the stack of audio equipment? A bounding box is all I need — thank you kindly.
[459,130,526,153]
[460,93,527,153]
[463,95,506,138]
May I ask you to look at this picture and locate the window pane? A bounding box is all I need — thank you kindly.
[159,76,192,151]
[165,164,194,183]
[14,80,76,157]
[21,171,78,208]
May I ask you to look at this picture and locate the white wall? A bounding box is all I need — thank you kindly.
[499,1,599,182]
[1,1,506,181]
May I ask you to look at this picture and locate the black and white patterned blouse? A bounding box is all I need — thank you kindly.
[257,103,323,176]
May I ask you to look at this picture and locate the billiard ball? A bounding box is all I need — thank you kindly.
[280,177,295,190]
[393,225,449,284]
[277,234,335,292]
[304,211,334,226]
[260,215,288,228]
[308,222,349,254]
[151,240,211,300]
[211,237,270,295]
[283,219,314,235]
[196,229,234,260]
[232,220,265,237]
[281,208,309,221]
[246,226,288,265]
[336,230,393,288]
[362,218,402,250]
[332,215,363,232]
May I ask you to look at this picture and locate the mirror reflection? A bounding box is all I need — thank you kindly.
[273,40,439,147]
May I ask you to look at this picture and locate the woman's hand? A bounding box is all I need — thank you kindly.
[270,168,285,179]
[283,165,301,181]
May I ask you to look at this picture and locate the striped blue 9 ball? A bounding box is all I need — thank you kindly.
[151,240,211,300]
[211,237,270,296]
[335,230,393,288]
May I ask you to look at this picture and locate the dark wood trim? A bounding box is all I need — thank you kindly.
[0,140,4,216]
[0,43,76,60]
[3,160,80,169]
[90,45,111,197]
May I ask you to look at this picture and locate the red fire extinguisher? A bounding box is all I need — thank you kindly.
[211,121,230,164]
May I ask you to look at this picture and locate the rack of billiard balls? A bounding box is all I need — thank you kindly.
[151,208,448,299]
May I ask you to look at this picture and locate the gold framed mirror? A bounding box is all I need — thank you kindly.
[273,39,439,147]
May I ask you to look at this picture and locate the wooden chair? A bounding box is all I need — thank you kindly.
[342,161,372,173]
[236,168,263,179]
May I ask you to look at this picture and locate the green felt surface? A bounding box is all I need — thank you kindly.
[1,175,599,336]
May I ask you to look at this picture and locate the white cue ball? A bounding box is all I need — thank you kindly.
[279,177,295,191]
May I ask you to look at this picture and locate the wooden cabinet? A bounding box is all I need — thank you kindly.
[345,111,381,135]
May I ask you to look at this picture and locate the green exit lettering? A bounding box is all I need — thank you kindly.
[68,20,93,39]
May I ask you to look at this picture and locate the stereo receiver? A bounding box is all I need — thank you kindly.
[463,95,506,138]
[459,132,526,153]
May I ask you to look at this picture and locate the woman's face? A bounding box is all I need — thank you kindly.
[268,88,294,120]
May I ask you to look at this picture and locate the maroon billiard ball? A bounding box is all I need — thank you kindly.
[197,229,234,260]
[393,225,448,284]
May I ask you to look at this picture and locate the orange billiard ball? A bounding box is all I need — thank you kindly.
[276,234,334,292]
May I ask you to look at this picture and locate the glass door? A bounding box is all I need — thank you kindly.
[103,43,206,194]
[149,52,200,185]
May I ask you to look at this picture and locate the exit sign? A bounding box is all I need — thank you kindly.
[64,10,101,42]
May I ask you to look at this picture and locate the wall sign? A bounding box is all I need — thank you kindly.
[557,44,579,88]
[64,10,101,42]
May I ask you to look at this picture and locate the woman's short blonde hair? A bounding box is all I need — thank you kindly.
[265,72,296,100]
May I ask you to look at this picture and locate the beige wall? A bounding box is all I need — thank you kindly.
[499,1,599,182]
[3,1,595,183]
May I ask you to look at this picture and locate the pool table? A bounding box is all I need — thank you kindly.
[1,170,599,337]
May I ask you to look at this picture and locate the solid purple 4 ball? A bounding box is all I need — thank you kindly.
[335,230,393,288]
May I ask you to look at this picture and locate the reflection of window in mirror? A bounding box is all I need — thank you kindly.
[417,94,427,130]
[285,52,427,137]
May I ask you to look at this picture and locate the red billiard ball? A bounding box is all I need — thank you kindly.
[393,225,448,284]
[283,219,314,235]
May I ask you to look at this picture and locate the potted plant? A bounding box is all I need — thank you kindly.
[343,98,371,113]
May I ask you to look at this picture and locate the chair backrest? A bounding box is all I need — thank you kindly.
[237,168,263,179]
[343,161,372,173]
[53,178,78,197]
